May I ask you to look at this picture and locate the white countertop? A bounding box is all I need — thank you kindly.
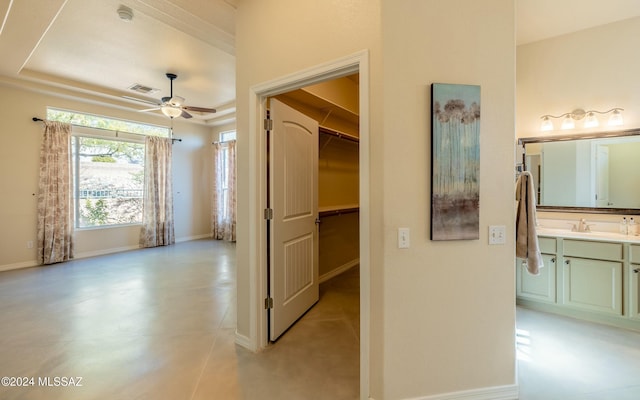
[537,227,640,244]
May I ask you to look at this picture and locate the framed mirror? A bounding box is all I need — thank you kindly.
[518,128,640,215]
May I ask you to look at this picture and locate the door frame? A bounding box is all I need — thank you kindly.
[247,50,370,397]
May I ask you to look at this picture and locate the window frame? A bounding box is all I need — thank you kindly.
[71,130,146,230]
[219,130,236,143]
[47,108,169,230]
[215,130,236,222]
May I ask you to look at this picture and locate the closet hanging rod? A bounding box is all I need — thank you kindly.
[32,117,182,142]
[319,126,359,143]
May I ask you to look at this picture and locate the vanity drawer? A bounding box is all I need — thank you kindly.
[563,239,623,261]
[631,245,640,263]
[538,237,557,254]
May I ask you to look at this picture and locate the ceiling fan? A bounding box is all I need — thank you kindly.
[134,73,216,119]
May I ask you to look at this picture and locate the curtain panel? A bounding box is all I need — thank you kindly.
[212,140,236,241]
[37,121,74,264]
[140,136,175,247]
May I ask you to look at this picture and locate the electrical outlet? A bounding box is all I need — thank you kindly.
[27,240,34,249]
[398,228,410,249]
[489,225,506,245]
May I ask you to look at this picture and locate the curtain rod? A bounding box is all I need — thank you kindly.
[32,117,182,143]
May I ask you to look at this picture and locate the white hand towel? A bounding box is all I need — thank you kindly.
[515,171,543,275]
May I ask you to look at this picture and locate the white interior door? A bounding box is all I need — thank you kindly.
[596,145,610,207]
[269,98,319,341]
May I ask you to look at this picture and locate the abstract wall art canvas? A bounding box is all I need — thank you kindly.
[431,83,480,241]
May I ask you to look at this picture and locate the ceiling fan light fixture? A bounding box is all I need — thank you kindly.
[161,105,182,118]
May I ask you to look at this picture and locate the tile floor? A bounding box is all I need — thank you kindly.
[0,239,358,400]
[516,307,640,400]
[1,239,639,400]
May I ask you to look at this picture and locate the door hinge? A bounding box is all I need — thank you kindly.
[264,208,273,220]
[264,117,273,131]
[265,297,274,309]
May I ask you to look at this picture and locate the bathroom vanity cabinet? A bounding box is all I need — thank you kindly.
[516,237,556,303]
[631,244,640,321]
[563,239,623,316]
[516,231,640,331]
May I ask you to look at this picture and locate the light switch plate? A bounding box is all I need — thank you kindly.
[489,225,506,245]
[398,228,410,249]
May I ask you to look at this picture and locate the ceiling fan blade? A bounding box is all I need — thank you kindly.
[138,107,161,112]
[180,109,193,119]
[182,106,217,113]
[123,95,161,106]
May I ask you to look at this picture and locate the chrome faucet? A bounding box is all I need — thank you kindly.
[575,218,592,232]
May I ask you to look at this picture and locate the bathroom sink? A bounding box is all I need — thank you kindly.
[536,227,638,241]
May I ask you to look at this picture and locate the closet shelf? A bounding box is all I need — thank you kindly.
[283,85,359,124]
[319,205,359,218]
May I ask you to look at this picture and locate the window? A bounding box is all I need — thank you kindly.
[47,108,170,228]
[73,136,145,227]
[219,130,236,143]
[47,108,169,137]
[217,131,236,220]
[212,130,236,240]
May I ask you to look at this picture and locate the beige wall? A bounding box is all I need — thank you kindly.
[319,136,359,278]
[517,17,640,137]
[319,212,359,278]
[319,137,359,208]
[0,82,213,269]
[381,0,516,397]
[236,1,516,399]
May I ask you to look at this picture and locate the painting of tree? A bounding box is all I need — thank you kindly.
[431,83,480,240]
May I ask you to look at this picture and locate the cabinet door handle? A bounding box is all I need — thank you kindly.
[634,268,640,274]
[550,257,556,263]
[565,259,570,265]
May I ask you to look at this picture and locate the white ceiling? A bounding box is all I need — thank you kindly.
[1,0,638,125]
[516,0,640,45]
[0,0,237,125]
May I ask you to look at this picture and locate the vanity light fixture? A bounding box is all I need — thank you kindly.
[561,115,575,130]
[540,107,624,131]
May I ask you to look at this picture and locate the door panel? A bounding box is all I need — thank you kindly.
[269,98,319,341]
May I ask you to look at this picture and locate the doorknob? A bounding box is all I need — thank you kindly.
[315,218,321,225]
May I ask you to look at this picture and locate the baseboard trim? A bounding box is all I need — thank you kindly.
[517,298,640,332]
[319,258,359,283]
[234,331,257,352]
[0,236,213,273]
[176,233,212,243]
[0,260,39,272]
[74,245,141,260]
[399,384,519,400]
